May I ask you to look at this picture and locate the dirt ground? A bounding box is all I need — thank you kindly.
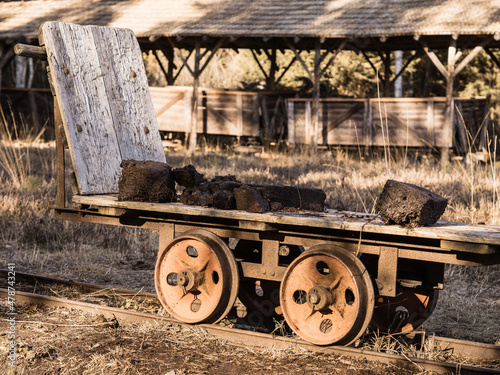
[1,303,416,375]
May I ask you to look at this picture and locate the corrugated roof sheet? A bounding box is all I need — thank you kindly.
[1,0,499,40]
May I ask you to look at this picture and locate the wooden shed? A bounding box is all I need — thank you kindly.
[1,0,500,158]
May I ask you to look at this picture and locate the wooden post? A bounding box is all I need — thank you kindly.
[54,99,66,209]
[0,41,4,97]
[0,43,16,97]
[442,39,456,164]
[269,49,277,90]
[169,38,224,154]
[284,37,345,152]
[287,100,295,145]
[189,40,201,155]
[420,36,491,162]
[384,51,391,97]
[312,39,321,152]
[165,47,175,85]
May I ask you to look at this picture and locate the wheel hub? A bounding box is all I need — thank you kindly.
[177,269,197,291]
[307,286,333,311]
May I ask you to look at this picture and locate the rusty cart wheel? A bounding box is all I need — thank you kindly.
[280,245,375,346]
[370,287,439,334]
[155,230,239,324]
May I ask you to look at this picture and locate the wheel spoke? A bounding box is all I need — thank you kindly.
[328,275,342,291]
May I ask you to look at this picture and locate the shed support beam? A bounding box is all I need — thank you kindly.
[484,47,500,69]
[361,49,418,97]
[165,39,194,83]
[190,39,201,155]
[383,51,391,97]
[152,49,176,86]
[155,47,176,86]
[312,40,321,151]
[284,38,346,152]
[420,37,491,163]
[444,39,456,164]
[169,38,224,154]
[251,49,297,90]
[0,42,17,96]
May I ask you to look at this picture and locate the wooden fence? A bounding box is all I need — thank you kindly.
[286,97,490,152]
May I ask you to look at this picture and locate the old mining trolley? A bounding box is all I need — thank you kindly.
[16,22,500,346]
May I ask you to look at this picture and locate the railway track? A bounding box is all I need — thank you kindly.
[1,269,499,374]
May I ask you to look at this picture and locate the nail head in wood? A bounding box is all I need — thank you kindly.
[143,126,149,134]
[76,125,83,133]
[131,70,137,78]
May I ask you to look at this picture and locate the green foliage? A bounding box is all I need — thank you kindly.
[144,47,500,103]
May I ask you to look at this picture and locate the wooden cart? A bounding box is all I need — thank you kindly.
[17,21,500,346]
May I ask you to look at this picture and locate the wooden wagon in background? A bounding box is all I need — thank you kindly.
[2,84,491,155]
[287,96,491,153]
[150,86,291,143]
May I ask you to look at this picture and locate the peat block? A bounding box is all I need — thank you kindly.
[234,185,270,213]
[172,165,206,187]
[178,175,240,209]
[175,164,326,213]
[375,180,448,227]
[118,160,176,203]
[259,185,326,212]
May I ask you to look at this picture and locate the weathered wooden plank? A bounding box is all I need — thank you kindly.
[325,102,365,133]
[154,92,185,117]
[41,22,165,194]
[71,194,500,248]
[41,22,122,195]
[91,26,165,163]
[287,101,295,144]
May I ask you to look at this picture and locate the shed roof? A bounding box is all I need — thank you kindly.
[1,0,500,50]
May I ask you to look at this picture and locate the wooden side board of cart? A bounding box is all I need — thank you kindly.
[16,21,500,347]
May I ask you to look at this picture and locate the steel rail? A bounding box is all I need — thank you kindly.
[1,288,498,375]
[1,268,498,361]
[0,269,157,300]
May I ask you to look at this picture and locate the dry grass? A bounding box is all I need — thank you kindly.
[0,126,499,374]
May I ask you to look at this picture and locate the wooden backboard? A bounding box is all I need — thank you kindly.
[40,22,166,195]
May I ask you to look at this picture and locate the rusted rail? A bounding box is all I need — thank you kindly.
[2,271,499,374]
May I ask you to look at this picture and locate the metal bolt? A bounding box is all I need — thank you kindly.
[278,245,290,256]
[270,271,275,276]
[263,270,266,275]
[309,292,320,305]
[178,271,188,286]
